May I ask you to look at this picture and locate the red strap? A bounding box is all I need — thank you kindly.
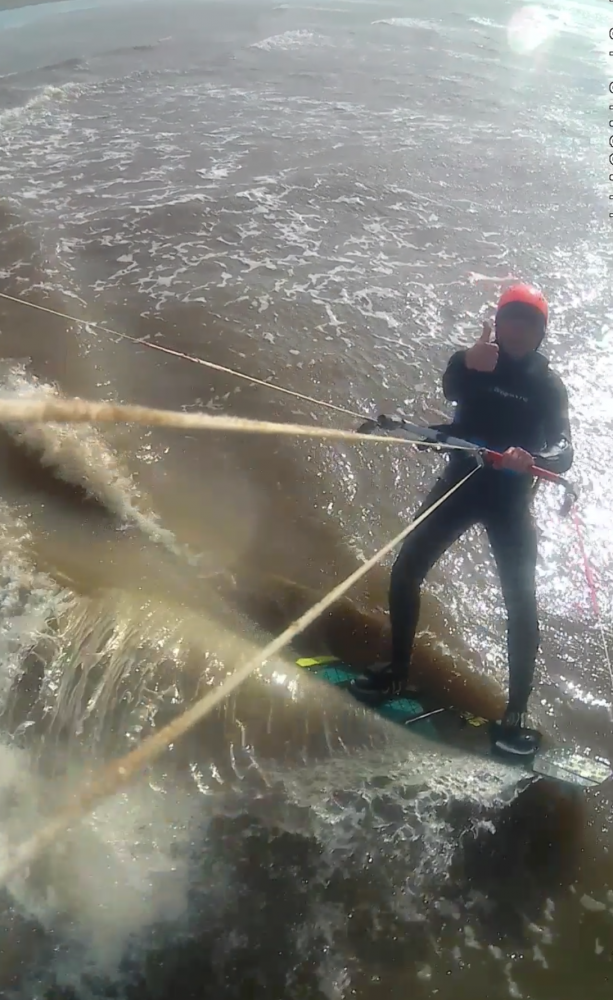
[572,510,600,618]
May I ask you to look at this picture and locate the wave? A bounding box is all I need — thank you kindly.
[0,81,83,124]
[468,16,502,29]
[251,29,331,51]
[274,4,351,9]
[372,17,443,32]
[103,41,163,57]
[0,363,204,572]
[38,56,88,73]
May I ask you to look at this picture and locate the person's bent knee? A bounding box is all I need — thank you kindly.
[390,544,429,588]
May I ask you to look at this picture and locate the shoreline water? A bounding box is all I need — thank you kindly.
[0,0,135,34]
[0,0,117,9]
[1,0,612,996]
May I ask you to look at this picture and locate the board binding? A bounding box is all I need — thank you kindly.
[295,657,612,790]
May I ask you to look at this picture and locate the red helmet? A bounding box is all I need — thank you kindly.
[496,284,548,324]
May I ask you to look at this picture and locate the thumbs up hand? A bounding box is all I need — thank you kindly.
[465,320,499,373]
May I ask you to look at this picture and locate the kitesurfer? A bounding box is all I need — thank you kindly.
[352,284,573,757]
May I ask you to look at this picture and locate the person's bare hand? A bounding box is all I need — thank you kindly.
[465,320,498,373]
[498,447,534,473]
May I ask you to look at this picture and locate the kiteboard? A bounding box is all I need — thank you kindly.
[296,656,612,790]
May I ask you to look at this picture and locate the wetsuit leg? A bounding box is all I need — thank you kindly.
[388,473,481,680]
[485,504,539,715]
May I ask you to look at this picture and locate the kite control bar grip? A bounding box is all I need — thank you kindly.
[482,449,578,511]
[483,449,557,482]
[356,415,578,514]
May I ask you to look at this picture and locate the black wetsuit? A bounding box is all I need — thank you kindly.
[388,347,573,715]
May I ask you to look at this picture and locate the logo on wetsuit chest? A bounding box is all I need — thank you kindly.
[489,386,529,403]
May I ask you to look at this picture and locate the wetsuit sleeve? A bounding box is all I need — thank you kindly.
[533,375,573,475]
[442,351,473,402]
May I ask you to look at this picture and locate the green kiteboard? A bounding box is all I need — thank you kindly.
[296,656,612,790]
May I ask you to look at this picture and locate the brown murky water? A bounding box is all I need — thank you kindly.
[0,0,612,997]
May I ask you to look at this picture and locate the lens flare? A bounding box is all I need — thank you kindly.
[507,5,560,55]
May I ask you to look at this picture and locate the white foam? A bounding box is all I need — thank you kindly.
[580,894,607,913]
[0,82,84,126]
[0,740,199,981]
[372,17,442,31]
[468,16,502,29]
[0,364,203,569]
[251,29,330,51]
